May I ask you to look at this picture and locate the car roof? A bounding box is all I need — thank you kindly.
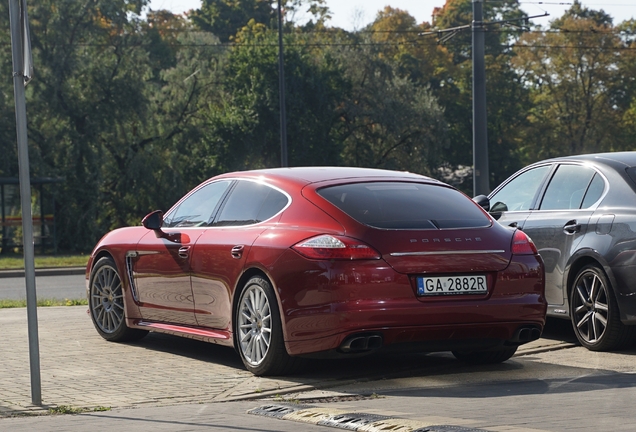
[538,152,636,169]
[215,166,441,186]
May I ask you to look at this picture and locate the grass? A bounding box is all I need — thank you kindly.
[0,254,89,270]
[0,298,88,309]
[48,405,111,415]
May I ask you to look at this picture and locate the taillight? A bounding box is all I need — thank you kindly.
[511,229,538,255]
[292,235,381,260]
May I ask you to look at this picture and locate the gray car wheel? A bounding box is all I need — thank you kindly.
[570,264,636,351]
[89,257,147,342]
[236,276,297,375]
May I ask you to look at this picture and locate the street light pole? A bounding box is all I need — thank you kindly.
[8,0,41,406]
[277,0,288,167]
[472,0,489,196]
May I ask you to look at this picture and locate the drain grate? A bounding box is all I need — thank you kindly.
[318,413,391,430]
[248,404,492,432]
[247,403,309,419]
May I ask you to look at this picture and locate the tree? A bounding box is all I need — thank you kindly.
[430,0,531,190]
[333,37,448,175]
[196,23,347,173]
[513,3,623,159]
[191,0,329,41]
[19,1,224,250]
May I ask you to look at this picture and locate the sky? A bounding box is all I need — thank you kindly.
[147,0,636,28]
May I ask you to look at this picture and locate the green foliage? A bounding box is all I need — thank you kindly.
[0,298,88,309]
[0,254,88,269]
[513,6,625,159]
[333,38,448,175]
[198,24,347,172]
[2,0,636,252]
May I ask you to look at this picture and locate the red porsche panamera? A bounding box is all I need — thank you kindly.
[86,167,546,375]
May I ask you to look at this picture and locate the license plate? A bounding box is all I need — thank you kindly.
[417,275,487,296]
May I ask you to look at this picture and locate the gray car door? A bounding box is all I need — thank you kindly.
[521,164,602,305]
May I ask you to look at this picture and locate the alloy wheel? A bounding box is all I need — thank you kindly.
[90,263,125,334]
[238,283,272,366]
[571,269,609,345]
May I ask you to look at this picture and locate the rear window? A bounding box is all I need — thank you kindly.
[317,182,491,229]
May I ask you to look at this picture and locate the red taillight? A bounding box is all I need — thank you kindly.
[511,229,538,255]
[292,235,381,260]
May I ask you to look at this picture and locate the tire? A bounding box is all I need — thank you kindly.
[235,276,297,376]
[89,256,148,342]
[569,264,636,351]
[452,346,518,365]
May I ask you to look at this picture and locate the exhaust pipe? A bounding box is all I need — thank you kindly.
[339,333,383,353]
[510,326,541,344]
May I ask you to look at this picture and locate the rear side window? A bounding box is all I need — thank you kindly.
[214,180,288,226]
[318,182,491,229]
[540,165,596,210]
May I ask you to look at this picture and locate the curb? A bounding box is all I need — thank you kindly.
[0,267,85,278]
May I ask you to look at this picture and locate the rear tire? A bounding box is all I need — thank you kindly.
[569,264,636,351]
[235,276,297,376]
[452,346,518,365]
[89,257,148,342]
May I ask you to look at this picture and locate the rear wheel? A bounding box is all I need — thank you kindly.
[569,264,636,351]
[89,257,148,342]
[235,276,297,376]
[452,346,518,365]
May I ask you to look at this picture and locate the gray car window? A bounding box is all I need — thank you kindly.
[489,165,551,212]
[214,180,288,226]
[581,173,605,209]
[164,180,232,227]
[318,182,491,229]
[540,165,596,210]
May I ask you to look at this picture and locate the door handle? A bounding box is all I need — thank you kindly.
[178,246,191,259]
[563,220,581,235]
[231,245,244,259]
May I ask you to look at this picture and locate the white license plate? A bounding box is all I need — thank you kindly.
[417,275,487,296]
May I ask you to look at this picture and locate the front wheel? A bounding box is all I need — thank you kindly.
[452,346,518,365]
[569,264,636,351]
[235,276,297,376]
[89,256,148,342]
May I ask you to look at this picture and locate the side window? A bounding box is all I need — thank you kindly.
[214,181,288,227]
[164,180,232,227]
[540,165,596,210]
[489,165,551,213]
[581,173,605,209]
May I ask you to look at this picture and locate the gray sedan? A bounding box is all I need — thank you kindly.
[475,151,636,351]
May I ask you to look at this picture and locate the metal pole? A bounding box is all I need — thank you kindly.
[8,0,41,405]
[1,184,6,252]
[472,0,489,196]
[277,0,288,167]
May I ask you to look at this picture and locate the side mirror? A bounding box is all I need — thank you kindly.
[472,195,490,212]
[142,210,164,237]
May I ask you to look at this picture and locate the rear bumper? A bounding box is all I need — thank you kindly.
[276,253,546,356]
[287,320,544,357]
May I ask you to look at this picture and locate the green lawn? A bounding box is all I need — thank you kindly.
[0,298,88,309]
[0,254,89,270]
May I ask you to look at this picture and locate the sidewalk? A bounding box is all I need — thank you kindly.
[0,305,574,418]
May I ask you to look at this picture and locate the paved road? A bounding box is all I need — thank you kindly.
[0,274,85,300]
[3,306,635,431]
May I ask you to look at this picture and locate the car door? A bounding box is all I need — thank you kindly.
[190,180,289,329]
[521,164,604,305]
[488,164,553,230]
[131,180,232,325]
